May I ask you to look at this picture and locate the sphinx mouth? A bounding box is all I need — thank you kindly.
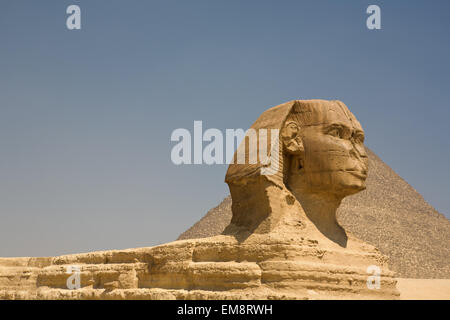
[346,170,367,179]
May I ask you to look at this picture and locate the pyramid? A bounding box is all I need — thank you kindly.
[178,148,450,279]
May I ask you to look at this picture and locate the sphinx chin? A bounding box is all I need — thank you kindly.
[330,172,367,196]
[339,184,366,196]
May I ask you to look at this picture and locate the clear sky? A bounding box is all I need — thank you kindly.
[1,0,449,257]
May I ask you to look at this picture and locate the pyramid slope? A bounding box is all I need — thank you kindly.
[178,148,450,278]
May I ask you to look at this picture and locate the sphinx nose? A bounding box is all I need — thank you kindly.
[353,143,367,158]
[348,134,367,156]
[349,140,368,169]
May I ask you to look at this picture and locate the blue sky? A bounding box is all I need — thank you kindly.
[1,0,449,256]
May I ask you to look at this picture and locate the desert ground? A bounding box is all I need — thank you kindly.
[396,279,450,300]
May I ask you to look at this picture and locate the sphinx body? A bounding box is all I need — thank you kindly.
[0,100,399,300]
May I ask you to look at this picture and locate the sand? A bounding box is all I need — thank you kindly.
[397,278,450,300]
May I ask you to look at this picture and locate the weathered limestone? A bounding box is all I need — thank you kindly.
[0,233,398,299]
[0,100,399,299]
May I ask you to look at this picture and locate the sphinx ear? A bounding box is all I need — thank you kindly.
[281,121,304,156]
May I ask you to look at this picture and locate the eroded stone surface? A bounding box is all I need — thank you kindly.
[0,232,398,299]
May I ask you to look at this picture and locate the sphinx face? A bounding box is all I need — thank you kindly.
[287,101,368,198]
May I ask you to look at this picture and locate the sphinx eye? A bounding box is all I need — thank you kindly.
[353,132,365,143]
[327,127,341,138]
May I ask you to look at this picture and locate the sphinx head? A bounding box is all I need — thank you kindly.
[224,99,368,236]
[283,100,368,198]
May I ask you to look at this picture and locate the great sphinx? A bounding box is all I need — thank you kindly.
[0,99,399,300]
[225,99,368,247]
